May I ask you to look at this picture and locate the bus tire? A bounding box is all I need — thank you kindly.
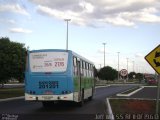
[88,87,93,101]
[78,89,84,107]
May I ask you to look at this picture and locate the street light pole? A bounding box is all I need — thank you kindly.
[99,64,102,69]
[127,58,129,81]
[132,61,135,72]
[64,19,71,50]
[102,43,106,67]
[156,75,160,114]
[117,52,120,81]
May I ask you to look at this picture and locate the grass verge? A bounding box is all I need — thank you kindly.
[0,87,24,99]
[109,99,160,115]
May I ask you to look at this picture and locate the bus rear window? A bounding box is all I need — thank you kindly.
[29,51,68,72]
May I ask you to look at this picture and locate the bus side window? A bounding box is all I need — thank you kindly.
[87,63,89,77]
[80,60,83,76]
[73,57,77,67]
[88,64,91,77]
[85,63,88,77]
[83,61,86,77]
[91,65,93,77]
[73,57,77,76]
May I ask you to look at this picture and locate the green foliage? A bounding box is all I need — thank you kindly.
[93,66,98,77]
[98,66,118,81]
[128,72,136,79]
[136,73,144,81]
[0,37,26,83]
[0,88,24,99]
[128,72,144,81]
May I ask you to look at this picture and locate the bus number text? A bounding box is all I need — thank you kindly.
[55,62,64,67]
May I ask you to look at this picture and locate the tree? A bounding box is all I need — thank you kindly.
[128,72,136,79]
[93,66,98,78]
[0,37,26,85]
[98,66,118,81]
[136,73,144,82]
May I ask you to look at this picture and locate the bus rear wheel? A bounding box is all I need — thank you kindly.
[88,87,94,101]
[88,95,93,101]
[78,89,84,107]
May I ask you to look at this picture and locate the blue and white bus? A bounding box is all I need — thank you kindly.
[25,49,95,107]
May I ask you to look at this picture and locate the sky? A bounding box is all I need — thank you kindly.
[0,0,160,74]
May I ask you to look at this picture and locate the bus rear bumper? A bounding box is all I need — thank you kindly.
[25,93,74,101]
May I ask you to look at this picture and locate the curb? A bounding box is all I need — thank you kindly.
[95,85,111,88]
[117,86,144,97]
[143,86,157,87]
[3,84,24,86]
[108,97,158,101]
[116,86,156,97]
[0,96,24,102]
[106,98,114,120]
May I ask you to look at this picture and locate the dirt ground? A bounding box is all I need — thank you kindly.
[109,99,159,120]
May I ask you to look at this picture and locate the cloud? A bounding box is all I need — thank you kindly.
[29,0,160,27]
[37,5,66,19]
[36,5,88,26]
[0,3,29,16]
[135,53,143,58]
[0,19,16,24]
[7,20,16,24]
[104,16,135,27]
[9,28,32,34]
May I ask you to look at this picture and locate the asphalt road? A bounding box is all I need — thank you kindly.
[111,86,159,100]
[131,87,158,99]
[0,85,136,120]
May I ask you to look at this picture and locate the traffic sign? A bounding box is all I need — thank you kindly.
[120,69,128,77]
[145,44,160,74]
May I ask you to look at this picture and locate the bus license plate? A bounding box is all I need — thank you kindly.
[42,96,53,100]
[39,81,58,89]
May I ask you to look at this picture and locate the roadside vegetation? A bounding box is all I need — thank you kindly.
[0,87,24,99]
[0,37,27,87]
[95,66,147,84]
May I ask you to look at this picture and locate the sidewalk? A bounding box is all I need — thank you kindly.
[0,83,24,88]
[0,96,24,102]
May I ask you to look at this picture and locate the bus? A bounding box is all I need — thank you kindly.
[25,49,95,107]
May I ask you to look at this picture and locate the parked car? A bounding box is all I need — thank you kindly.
[148,79,157,85]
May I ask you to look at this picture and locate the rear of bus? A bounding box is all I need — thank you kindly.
[25,50,74,105]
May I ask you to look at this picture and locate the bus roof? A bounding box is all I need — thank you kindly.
[29,49,94,65]
[71,51,94,65]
